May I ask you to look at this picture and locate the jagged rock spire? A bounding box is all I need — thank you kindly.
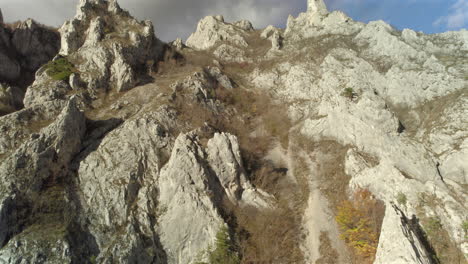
[307,0,328,15]
[0,8,4,24]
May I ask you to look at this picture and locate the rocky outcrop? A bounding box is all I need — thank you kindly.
[58,0,164,93]
[0,25,21,81]
[158,133,225,264]
[0,0,466,262]
[0,8,3,24]
[0,18,60,83]
[12,19,61,73]
[0,98,86,263]
[207,133,271,208]
[249,0,467,260]
[76,113,171,263]
[186,16,251,50]
[374,204,433,264]
[307,0,328,15]
[285,0,362,40]
[0,16,60,115]
[23,66,73,108]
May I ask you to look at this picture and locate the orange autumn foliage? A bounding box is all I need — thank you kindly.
[336,189,383,261]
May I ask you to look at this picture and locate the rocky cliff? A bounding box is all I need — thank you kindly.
[0,18,60,115]
[0,0,466,263]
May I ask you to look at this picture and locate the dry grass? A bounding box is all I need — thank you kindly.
[166,46,306,262]
[316,232,340,264]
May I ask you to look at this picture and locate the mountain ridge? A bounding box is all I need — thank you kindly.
[0,0,466,263]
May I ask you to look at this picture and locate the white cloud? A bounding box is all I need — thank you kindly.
[433,0,468,30]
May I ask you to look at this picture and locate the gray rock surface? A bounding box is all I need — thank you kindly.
[374,204,433,264]
[249,0,468,260]
[77,113,171,263]
[12,19,60,72]
[23,65,73,108]
[59,0,164,93]
[0,18,59,83]
[186,16,250,50]
[157,133,225,264]
[0,98,85,263]
[0,0,466,263]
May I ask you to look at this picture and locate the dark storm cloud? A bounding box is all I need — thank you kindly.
[0,0,306,41]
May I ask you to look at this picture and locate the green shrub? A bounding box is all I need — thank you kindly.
[462,221,468,239]
[45,58,75,81]
[336,189,381,261]
[198,226,240,264]
[342,88,355,99]
[396,192,407,206]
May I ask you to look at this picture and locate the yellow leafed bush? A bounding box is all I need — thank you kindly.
[336,189,383,262]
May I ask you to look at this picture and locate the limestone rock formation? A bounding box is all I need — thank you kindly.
[0,98,86,263]
[58,0,164,93]
[0,0,466,263]
[12,19,61,72]
[0,18,60,83]
[307,0,328,15]
[186,16,251,50]
[158,133,225,264]
[0,16,60,115]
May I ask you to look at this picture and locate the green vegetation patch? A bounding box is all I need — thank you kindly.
[45,57,75,81]
[396,192,407,207]
[342,88,356,100]
[197,226,240,264]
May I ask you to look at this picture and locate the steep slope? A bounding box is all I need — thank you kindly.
[0,0,466,263]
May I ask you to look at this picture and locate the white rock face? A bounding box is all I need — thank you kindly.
[58,0,163,92]
[207,132,272,208]
[307,0,328,15]
[234,20,254,31]
[374,204,433,264]
[77,113,171,262]
[250,3,468,258]
[158,133,225,264]
[0,0,466,262]
[186,16,250,50]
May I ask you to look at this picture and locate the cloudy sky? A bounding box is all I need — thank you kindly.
[1,0,467,41]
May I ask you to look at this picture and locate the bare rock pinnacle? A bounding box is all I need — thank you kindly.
[307,0,328,15]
